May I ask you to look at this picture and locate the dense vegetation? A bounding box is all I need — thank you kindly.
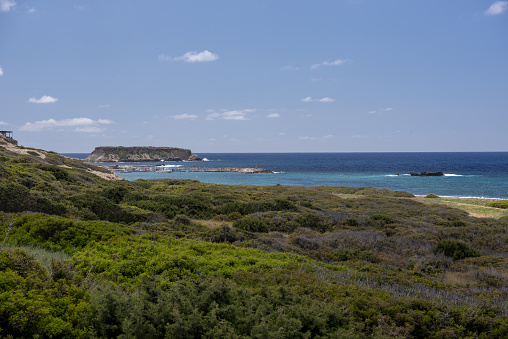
[2,141,508,338]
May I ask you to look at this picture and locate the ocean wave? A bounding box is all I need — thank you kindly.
[273,171,284,174]
[444,173,463,177]
[202,158,210,161]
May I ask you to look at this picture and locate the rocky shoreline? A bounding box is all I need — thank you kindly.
[106,165,274,174]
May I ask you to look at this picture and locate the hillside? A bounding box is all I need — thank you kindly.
[1,140,508,338]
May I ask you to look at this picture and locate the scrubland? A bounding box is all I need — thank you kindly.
[2,144,508,338]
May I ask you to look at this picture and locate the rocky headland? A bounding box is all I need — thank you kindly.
[85,146,202,163]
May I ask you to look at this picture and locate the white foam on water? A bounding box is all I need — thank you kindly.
[444,173,463,177]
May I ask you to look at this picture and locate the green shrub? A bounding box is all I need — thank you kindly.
[4,213,133,253]
[39,165,73,182]
[36,197,68,216]
[433,240,481,260]
[450,220,467,227]
[425,193,439,198]
[486,200,508,209]
[102,184,129,204]
[369,214,395,224]
[233,217,268,233]
[174,214,191,225]
[296,213,328,232]
[0,248,88,338]
[0,183,35,212]
[343,218,359,227]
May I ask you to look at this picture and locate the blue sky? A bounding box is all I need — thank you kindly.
[1,0,507,153]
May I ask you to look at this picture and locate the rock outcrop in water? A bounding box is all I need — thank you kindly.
[85,146,202,162]
[410,171,445,177]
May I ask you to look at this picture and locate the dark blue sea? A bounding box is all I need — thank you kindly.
[64,152,508,199]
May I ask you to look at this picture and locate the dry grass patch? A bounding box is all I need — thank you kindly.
[415,196,507,219]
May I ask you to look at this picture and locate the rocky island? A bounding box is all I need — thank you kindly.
[85,146,202,162]
[410,171,445,177]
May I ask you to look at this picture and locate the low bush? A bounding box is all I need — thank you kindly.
[0,248,88,338]
[233,217,268,233]
[3,213,133,253]
[433,240,481,260]
[343,218,359,227]
[0,183,35,212]
[486,200,508,209]
[369,214,395,224]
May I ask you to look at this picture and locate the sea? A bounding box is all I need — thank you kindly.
[64,152,508,200]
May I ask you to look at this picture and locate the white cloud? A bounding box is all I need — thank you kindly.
[206,109,254,121]
[369,107,393,114]
[97,119,113,124]
[171,113,198,120]
[98,104,111,108]
[20,117,113,132]
[27,7,35,13]
[301,96,335,103]
[267,113,280,118]
[75,127,105,133]
[311,58,349,69]
[28,95,58,104]
[299,134,334,141]
[0,66,3,76]
[0,0,15,12]
[160,50,219,63]
[485,1,508,15]
[0,121,8,126]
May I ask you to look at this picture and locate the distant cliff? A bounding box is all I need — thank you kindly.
[85,146,202,162]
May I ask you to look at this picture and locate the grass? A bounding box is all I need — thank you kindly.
[414,196,508,219]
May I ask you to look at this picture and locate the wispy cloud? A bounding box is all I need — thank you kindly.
[301,96,335,103]
[0,0,16,12]
[75,127,105,133]
[311,58,349,70]
[98,104,110,108]
[485,1,508,15]
[28,95,58,104]
[0,121,8,126]
[171,113,198,120]
[20,118,113,132]
[27,7,35,13]
[159,50,219,63]
[267,113,280,118]
[299,134,334,141]
[369,107,393,114]
[206,109,254,121]
[0,66,3,76]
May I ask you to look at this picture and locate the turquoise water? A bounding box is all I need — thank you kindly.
[66,152,508,199]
